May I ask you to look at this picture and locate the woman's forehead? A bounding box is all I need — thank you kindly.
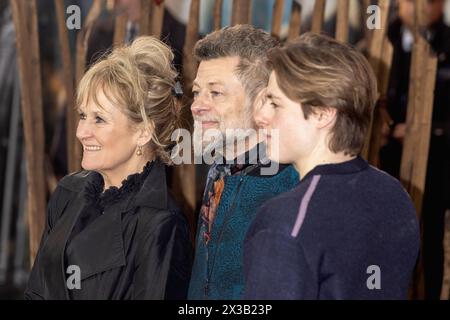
[79,85,120,113]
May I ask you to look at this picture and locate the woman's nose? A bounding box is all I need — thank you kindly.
[76,121,93,141]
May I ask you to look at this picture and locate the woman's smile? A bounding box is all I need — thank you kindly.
[83,145,102,152]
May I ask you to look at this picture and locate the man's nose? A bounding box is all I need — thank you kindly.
[190,92,211,117]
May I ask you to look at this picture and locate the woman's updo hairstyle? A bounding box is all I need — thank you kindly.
[77,36,182,164]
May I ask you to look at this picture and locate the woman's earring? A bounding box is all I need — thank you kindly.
[136,146,143,156]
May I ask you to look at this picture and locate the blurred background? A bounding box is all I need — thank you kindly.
[0,0,449,300]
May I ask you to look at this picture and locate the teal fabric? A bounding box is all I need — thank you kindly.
[188,165,299,300]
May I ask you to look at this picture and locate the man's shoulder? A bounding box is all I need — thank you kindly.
[247,163,299,182]
[259,184,301,211]
[247,184,302,235]
[237,164,300,208]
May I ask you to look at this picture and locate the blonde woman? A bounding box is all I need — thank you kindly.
[25,37,192,300]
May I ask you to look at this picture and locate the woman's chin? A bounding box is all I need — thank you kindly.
[80,160,98,172]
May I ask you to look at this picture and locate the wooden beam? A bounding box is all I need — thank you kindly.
[139,0,151,36]
[54,0,79,174]
[113,3,127,47]
[400,0,437,222]
[287,0,302,41]
[311,0,326,34]
[84,1,105,35]
[400,0,438,300]
[271,0,284,40]
[335,0,349,42]
[232,0,252,25]
[73,1,103,176]
[361,0,391,161]
[213,0,223,30]
[366,0,390,77]
[183,0,200,93]
[367,37,393,166]
[10,0,47,265]
[180,0,200,238]
[75,0,103,85]
[106,0,114,11]
[150,0,165,39]
[362,0,373,45]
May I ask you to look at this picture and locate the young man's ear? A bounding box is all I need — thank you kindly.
[315,107,337,129]
[136,120,154,147]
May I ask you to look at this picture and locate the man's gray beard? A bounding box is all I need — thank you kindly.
[193,105,256,160]
[193,125,225,158]
[193,126,258,161]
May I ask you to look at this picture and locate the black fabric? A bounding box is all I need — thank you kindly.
[25,161,192,300]
[67,161,154,243]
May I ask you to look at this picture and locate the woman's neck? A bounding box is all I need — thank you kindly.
[100,156,154,190]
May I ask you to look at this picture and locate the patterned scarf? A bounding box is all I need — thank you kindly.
[200,144,263,244]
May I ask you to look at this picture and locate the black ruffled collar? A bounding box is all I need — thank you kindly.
[66,161,155,244]
[84,161,154,210]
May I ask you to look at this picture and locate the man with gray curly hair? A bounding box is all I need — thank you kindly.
[188,24,299,300]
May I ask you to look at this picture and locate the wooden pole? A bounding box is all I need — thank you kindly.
[311,0,326,34]
[271,0,284,40]
[335,0,349,42]
[180,0,200,239]
[400,0,438,300]
[106,0,115,11]
[232,0,252,26]
[73,1,103,177]
[400,0,437,221]
[287,0,302,41]
[366,38,393,167]
[365,0,390,78]
[361,0,391,162]
[10,0,47,265]
[183,0,200,93]
[75,0,103,85]
[139,0,151,36]
[149,0,165,39]
[113,2,127,47]
[362,0,373,45]
[54,0,79,174]
[213,0,223,30]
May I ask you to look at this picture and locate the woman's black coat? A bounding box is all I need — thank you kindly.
[25,161,192,299]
